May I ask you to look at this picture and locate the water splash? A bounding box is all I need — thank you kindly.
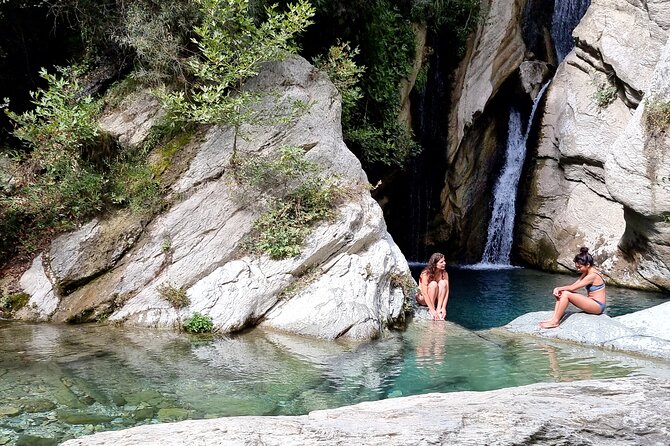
[480,82,551,266]
[551,0,591,63]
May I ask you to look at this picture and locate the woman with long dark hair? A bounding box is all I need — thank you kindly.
[416,252,449,320]
[540,247,607,328]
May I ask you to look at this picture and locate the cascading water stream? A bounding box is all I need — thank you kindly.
[480,82,551,266]
[551,0,591,62]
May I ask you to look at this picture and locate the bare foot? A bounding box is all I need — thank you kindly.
[429,310,438,321]
[438,310,446,321]
[539,320,560,329]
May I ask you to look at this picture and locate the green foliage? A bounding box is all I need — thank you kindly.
[343,0,421,167]
[237,145,316,193]
[157,283,190,309]
[313,41,365,126]
[644,99,670,135]
[348,121,421,166]
[414,63,429,93]
[159,0,315,127]
[364,4,415,111]
[592,76,618,108]
[411,0,481,55]
[5,67,102,170]
[45,0,198,76]
[0,292,30,316]
[2,67,108,238]
[115,1,200,85]
[183,312,214,333]
[0,66,174,261]
[108,149,163,215]
[239,146,345,259]
[161,236,172,253]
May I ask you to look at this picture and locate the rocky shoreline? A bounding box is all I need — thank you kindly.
[60,375,670,446]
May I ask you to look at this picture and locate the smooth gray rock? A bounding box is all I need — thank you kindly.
[503,306,670,359]
[16,255,58,321]
[59,376,670,446]
[99,90,164,148]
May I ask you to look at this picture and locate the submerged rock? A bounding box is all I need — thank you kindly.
[59,376,670,446]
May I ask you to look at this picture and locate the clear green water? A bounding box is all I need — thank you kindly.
[443,266,669,330]
[0,269,668,445]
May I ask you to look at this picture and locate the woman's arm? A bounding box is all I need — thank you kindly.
[419,271,429,298]
[554,273,594,295]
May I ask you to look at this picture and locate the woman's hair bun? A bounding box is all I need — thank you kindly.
[580,247,589,254]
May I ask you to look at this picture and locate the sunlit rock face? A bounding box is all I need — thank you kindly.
[17,56,411,340]
[437,0,528,261]
[518,0,670,290]
[504,301,670,359]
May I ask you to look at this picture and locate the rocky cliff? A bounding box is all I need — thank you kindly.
[14,57,412,340]
[518,0,670,290]
[439,0,670,289]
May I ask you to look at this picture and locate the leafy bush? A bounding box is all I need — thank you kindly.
[45,0,198,76]
[313,41,365,126]
[115,1,200,85]
[0,292,30,316]
[236,145,316,194]
[5,67,103,170]
[157,283,190,309]
[159,0,315,128]
[108,148,163,215]
[183,312,214,333]
[238,146,346,259]
[411,0,481,56]
[342,0,421,167]
[644,99,670,135]
[592,76,618,108]
[0,65,173,263]
[347,121,421,167]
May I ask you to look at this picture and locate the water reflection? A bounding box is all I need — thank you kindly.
[415,321,447,366]
[0,320,662,445]
[0,267,668,444]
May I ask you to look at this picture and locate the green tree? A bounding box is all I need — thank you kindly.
[159,0,315,160]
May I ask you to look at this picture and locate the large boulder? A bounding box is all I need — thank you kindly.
[502,301,670,359]
[60,376,670,446]
[17,56,412,340]
[518,0,670,290]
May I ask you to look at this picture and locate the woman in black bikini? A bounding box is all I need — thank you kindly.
[539,247,607,329]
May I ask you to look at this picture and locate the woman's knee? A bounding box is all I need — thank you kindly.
[564,291,582,302]
[428,281,438,290]
[437,279,448,289]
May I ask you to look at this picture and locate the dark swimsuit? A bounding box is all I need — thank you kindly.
[585,274,606,314]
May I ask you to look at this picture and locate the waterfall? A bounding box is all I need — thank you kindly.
[480,82,551,266]
[551,0,591,63]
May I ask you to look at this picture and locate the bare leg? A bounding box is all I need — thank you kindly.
[426,281,439,320]
[436,279,448,320]
[540,291,603,328]
[539,294,569,328]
